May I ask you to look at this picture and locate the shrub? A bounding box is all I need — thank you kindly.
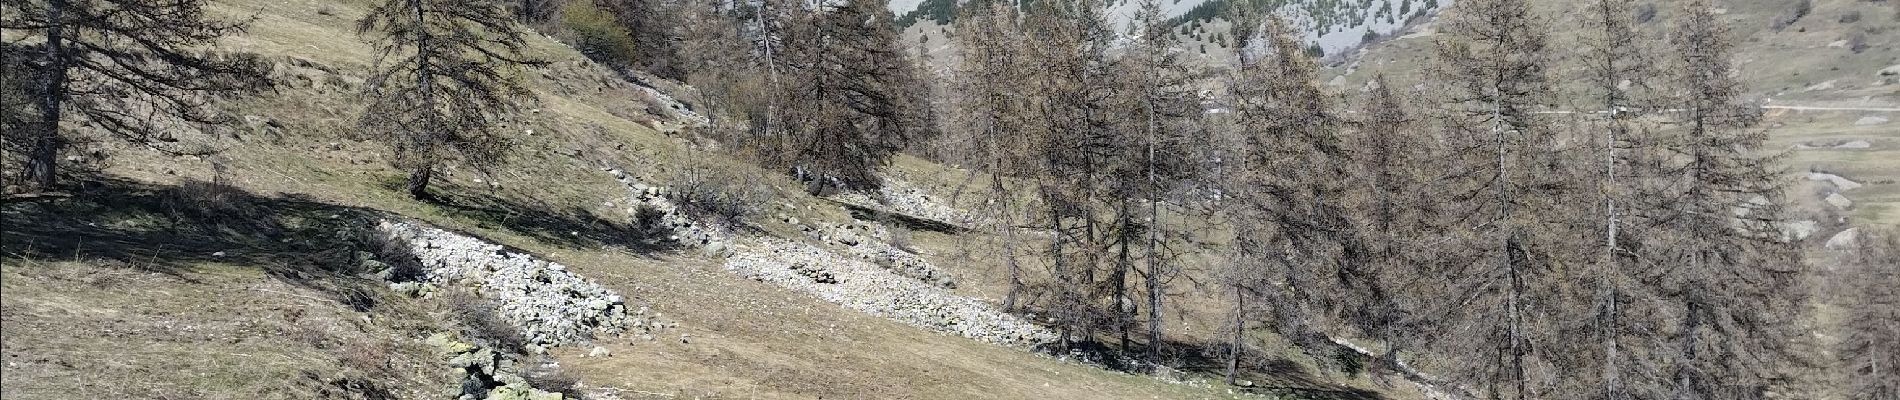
[163,178,254,221]
[1848,32,1870,53]
[444,290,528,354]
[512,0,565,26]
[888,225,917,253]
[1841,10,1863,23]
[560,1,636,66]
[1634,3,1658,24]
[667,154,770,229]
[1772,0,1814,31]
[668,173,762,229]
[521,355,583,397]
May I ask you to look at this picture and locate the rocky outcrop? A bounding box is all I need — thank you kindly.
[426,333,567,400]
[377,220,635,353]
[723,238,1054,347]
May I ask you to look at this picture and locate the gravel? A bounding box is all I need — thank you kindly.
[723,237,1055,347]
[804,220,957,288]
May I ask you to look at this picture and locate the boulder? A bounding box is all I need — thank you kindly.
[486,384,563,400]
[1808,172,1864,191]
[427,332,480,354]
[1826,228,1860,250]
[1836,140,1872,149]
[1855,116,1889,126]
[1881,64,1900,76]
[1781,220,1820,242]
[1826,193,1854,210]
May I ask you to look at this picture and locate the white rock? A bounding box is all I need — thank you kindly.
[1835,140,1872,149]
[587,346,611,357]
[1828,40,1849,48]
[1826,228,1860,250]
[1880,64,1900,76]
[1826,193,1854,210]
[1805,80,1837,91]
[1808,172,1864,191]
[1855,116,1889,126]
[1781,220,1820,242]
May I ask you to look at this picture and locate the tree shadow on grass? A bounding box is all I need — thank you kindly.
[2,178,675,309]
[2,178,392,310]
[1150,338,1390,400]
[420,188,676,254]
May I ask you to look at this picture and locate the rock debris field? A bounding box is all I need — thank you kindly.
[724,237,1057,347]
[832,177,980,228]
[377,220,640,353]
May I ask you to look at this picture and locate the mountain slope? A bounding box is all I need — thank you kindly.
[2,0,1398,398]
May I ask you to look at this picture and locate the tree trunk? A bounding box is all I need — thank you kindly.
[407,163,434,200]
[1226,286,1246,385]
[1143,85,1164,360]
[407,0,437,200]
[1115,199,1133,350]
[1145,196,1162,358]
[28,0,71,191]
[996,171,1024,312]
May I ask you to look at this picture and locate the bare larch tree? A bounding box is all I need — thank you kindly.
[1652,1,1807,397]
[1426,0,1584,397]
[1836,229,1900,400]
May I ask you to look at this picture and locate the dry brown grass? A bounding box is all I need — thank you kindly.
[0,259,454,399]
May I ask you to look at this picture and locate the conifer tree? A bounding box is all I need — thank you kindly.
[1426,0,1578,396]
[1653,2,1806,397]
[1221,16,1353,377]
[1575,0,1671,397]
[1113,0,1204,357]
[357,0,543,200]
[1,0,269,191]
[952,1,1035,311]
[1342,74,1436,379]
[1837,229,1900,400]
[766,0,927,193]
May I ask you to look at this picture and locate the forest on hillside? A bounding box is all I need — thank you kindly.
[4,0,1897,399]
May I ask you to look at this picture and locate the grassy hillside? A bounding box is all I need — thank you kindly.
[3,0,1397,398]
